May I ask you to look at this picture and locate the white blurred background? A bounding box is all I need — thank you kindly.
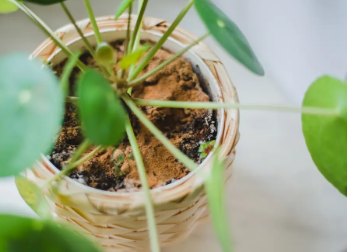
[1,0,347,251]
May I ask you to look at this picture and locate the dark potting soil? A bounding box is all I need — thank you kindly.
[49,40,217,192]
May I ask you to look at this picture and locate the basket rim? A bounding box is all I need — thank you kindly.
[32,14,239,197]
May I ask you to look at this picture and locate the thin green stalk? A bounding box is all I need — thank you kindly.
[10,1,86,71]
[60,2,95,57]
[128,0,148,53]
[133,99,340,117]
[83,0,102,44]
[60,2,111,77]
[44,140,93,187]
[133,0,145,52]
[128,0,194,81]
[122,5,133,79]
[128,32,210,87]
[69,145,102,168]
[122,95,197,171]
[125,4,133,57]
[125,118,160,252]
[61,52,81,97]
[128,0,145,86]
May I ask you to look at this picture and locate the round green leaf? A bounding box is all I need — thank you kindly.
[302,76,347,196]
[195,0,264,76]
[22,0,65,5]
[0,0,19,13]
[15,176,51,218]
[0,53,63,177]
[96,42,115,66]
[77,69,126,146]
[0,214,102,252]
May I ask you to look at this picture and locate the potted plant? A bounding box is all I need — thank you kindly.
[1,0,345,252]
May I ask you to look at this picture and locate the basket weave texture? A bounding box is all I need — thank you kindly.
[26,15,240,252]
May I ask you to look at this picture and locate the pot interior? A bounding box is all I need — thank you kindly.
[41,27,225,193]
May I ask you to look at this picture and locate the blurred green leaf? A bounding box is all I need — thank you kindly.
[302,76,347,196]
[205,151,233,252]
[22,0,65,5]
[15,176,51,218]
[195,0,264,76]
[0,0,19,13]
[96,42,115,66]
[120,45,150,70]
[0,53,63,177]
[114,0,135,20]
[77,69,126,146]
[0,214,102,252]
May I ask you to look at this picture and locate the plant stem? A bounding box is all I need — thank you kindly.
[83,0,102,44]
[122,5,133,79]
[60,2,95,57]
[61,52,81,97]
[125,118,160,252]
[60,2,111,77]
[44,140,93,187]
[125,4,133,57]
[133,99,340,117]
[122,95,197,171]
[68,145,102,168]
[128,0,145,81]
[128,32,210,87]
[128,0,194,81]
[128,0,148,53]
[10,1,86,71]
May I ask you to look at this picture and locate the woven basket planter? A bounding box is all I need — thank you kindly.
[24,15,240,252]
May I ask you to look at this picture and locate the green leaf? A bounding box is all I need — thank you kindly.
[114,0,135,20]
[0,214,102,252]
[205,151,233,252]
[96,42,115,66]
[22,0,65,5]
[0,0,19,13]
[195,0,264,76]
[302,76,347,197]
[77,69,126,146]
[15,176,51,218]
[0,53,63,177]
[120,45,150,70]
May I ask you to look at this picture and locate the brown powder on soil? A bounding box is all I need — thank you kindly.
[50,41,217,192]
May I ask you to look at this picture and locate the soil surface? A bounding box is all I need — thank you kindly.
[50,41,217,192]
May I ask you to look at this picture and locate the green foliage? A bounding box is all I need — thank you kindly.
[0,53,63,177]
[96,42,115,66]
[198,140,215,160]
[0,214,102,252]
[114,0,135,20]
[0,0,19,13]
[120,45,150,70]
[22,0,65,5]
[195,0,264,76]
[206,151,233,252]
[112,152,125,166]
[15,176,51,218]
[77,69,126,146]
[302,76,347,197]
